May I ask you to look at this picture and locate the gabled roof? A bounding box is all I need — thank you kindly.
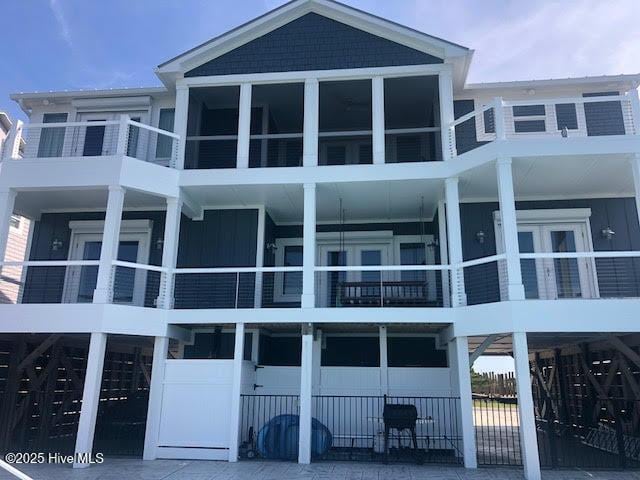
[156,0,472,87]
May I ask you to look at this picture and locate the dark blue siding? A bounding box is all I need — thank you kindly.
[185,13,442,77]
[461,198,640,304]
[454,100,489,154]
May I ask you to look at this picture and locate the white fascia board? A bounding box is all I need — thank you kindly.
[464,74,640,95]
[156,0,469,83]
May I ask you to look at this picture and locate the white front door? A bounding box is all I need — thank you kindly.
[65,232,150,305]
[514,223,595,299]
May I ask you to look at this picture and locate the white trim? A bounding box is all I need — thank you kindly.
[493,208,592,224]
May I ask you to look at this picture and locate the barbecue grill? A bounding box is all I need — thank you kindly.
[382,399,422,463]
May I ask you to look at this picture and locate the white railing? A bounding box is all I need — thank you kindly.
[456,254,508,306]
[18,116,180,167]
[110,260,168,307]
[449,92,640,156]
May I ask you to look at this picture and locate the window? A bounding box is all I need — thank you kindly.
[183,331,252,360]
[37,113,68,157]
[512,104,546,133]
[283,245,302,295]
[322,336,380,367]
[555,103,578,130]
[259,335,301,366]
[387,337,447,367]
[583,92,625,136]
[399,243,426,282]
[156,108,175,158]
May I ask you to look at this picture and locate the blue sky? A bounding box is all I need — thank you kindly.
[3,0,640,122]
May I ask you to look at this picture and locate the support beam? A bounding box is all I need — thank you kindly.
[302,183,316,308]
[93,186,125,303]
[143,336,169,460]
[608,335,640,370]
[451,336,477,468]
[173,85,189,169]
[469,334,502,365]
[372,76,385,165]
[445,178,466,306]
[228,322,245,462]
[439,66,455,160]
[74,332,107,468]
[303,79,319,167]
[496,157,525,300]
[513,332,541,480]
[158,197,182,309]
[0,190,17,263]
[298,324,313,464]
[237,83,252,169]
[379,325,389,395]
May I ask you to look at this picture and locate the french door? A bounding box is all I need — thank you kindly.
[64,232,149,305]
[74,112,146,157]
[317,243,391,307]
[515,223,596,299]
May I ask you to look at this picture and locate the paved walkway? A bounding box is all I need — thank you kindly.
[1,459,639,480]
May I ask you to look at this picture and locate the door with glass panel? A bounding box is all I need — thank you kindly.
[515,223,594,299]
[65,233,149,305]
[74,113,145,157]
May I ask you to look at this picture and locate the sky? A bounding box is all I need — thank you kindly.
[3,0,640,122]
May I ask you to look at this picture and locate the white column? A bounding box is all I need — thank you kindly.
[73,332,107,468]
[379,325,388,395]
[512,332,541,480]
[632,155,640,229]
[115,114,130,155]
[312,328,322,395]
[298,324,313,464]
[451,336,477,468]
[303,79,319,167]
[445,178,466,306]
[302,183,316,308]
[493,97,506,140]
[627,88,640,135]
[143,335,169,460]
[497,157,525,300]
[437,200,451,307]
[93,186,125,303]
[1,120,23,160]
[0,190,17,262]
[228,322,245,462]
[254,208,265,308]
[174,85,189,169]
[158,197,182,309]
[439,66,455,160]
[372,76,385,164]
[237,83,252,169]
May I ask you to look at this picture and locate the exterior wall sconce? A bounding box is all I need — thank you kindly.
[475,231,486,244]
[601,227,616,240]
[51,238,63,251]
[156,238,164,251]
[265,242,277,254]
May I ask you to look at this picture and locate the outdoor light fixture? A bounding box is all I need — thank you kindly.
[51,238,63,251]
[601,227,616,240]
[265,242,277,254]
[156,237,164,251]
[476,230,486,244]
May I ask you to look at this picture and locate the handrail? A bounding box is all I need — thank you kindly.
[315,264,450,272]
[111,260,168,272]
[451,103,495,127]
[456,254,506,268]
[0,260,100,267]
[520,251,640,260]
[127,119,180,139]
[24,120,120,129]
[173,266,303,274]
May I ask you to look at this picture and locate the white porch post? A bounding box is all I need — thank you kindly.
[302,183,316,308]
[513,332,541,480]
[1,120,23,160]
[174,85,189,169]
[143,335,169,460]
[73,332,107,468]
[298,323,314,464]
[372,76,385,165]
[303,79,319,167]
[439,66,455,160]
[93,186,125,303]
[379,325,389,395]
[312,328,322,395]
[450,336,477,468]
[158,196,182,309]
[437,200,451,307]
[228,322,245,462]
[237,83,252,169]
[632,154,640,229]
[496,157,525,300]
[494,97,506,140]
[627,88,640,135]
[445,178,466,306]
[0,190,17,262]
[115,114,130,155]
[254,207,265,308]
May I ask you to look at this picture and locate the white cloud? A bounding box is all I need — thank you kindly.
[49,0,73,48]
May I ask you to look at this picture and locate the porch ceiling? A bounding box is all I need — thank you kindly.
[468,332,623,356]
[459,154,635,201]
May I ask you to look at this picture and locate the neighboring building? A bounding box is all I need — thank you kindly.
[0,112,30,303]
[0,1,639,478]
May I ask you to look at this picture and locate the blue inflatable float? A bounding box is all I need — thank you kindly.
[256,414,332,460]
